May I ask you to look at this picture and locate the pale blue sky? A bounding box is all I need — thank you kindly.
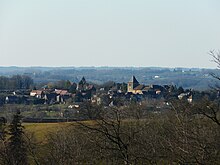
[0,0,219,68]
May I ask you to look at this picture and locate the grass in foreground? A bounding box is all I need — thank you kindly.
[24,122,71,142]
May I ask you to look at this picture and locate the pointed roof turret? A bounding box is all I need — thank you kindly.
[81,76,86,82]
[79,76,86,85]
[129,76,139,84]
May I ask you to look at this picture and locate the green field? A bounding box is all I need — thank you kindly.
[24,122,72,142]
[23,121,94,142]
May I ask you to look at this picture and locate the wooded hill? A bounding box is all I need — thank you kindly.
[0,67,219,90]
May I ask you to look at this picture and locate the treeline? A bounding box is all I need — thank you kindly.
[0,66,217,90]
[0,75,33,90]
[32,68,218,90]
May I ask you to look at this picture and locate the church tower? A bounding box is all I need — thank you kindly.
[127,76,139,93]
[77,76,87,91]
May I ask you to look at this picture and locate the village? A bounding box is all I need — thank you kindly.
[1,75,219,122]
[0,76,197,107]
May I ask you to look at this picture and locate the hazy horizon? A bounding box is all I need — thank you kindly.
[0,0,220,68]
[0,65,217,70]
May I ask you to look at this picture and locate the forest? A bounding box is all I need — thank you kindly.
[0,75,33,90]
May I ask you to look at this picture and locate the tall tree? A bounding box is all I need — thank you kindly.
[0,117,9,165]
[8,110,28,165]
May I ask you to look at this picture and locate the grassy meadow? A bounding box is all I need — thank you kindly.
[24,122,72,142]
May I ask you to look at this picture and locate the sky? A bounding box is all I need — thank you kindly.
[0,0,220,68]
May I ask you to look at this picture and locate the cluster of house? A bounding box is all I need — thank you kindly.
[2,77,95,105]
[127,76,193,102]
[30,89,71,104]
[90,76,194,107]
[2,76,194,106]
[29,77,96,104]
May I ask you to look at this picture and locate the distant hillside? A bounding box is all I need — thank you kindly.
[0,67,219,90]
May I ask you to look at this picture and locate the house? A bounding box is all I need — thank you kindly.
[54,89,69,95]
[30,90,44,99]
[53,89,72,103]
[44,93,57,104]
[178,93,188,100]
[56,94,72,103]
[91,95,102,105]
[178,92,193,103]
[187,95,193,103]
[133,84,145,94]
[5,96,19,104]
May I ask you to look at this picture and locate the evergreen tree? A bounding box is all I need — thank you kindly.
[8,110,27,165]
[0,117,9,165]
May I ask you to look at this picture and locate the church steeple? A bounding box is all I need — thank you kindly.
[127,76,139,92]
[77,76,87,91]
[79,76,86,85]
[129,76,139,84]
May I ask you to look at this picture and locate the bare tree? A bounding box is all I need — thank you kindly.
[76,107,134,164]
[197,50,220,126]
[23,132,41,165]
[209,50,220,68]
[209,50,220,82]
[167,100,220,164]
[75,104,166,164]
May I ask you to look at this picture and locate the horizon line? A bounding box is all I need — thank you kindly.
[0,65,217,70]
